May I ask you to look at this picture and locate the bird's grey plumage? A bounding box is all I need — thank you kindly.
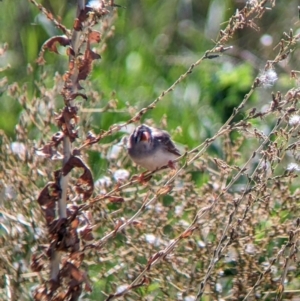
[127,124,180,171]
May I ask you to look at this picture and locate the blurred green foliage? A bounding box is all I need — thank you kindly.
[2,0,296,140]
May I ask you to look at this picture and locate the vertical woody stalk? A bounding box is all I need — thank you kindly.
[49,0,85,282]
[33,0,112,298]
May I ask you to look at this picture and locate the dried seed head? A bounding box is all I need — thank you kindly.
[287,163,300,172]
[289,115,300,126]
[259,69,278,87]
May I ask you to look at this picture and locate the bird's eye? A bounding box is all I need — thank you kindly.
[134,133,141,143]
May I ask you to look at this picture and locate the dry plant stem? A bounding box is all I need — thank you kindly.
[28,0,70,35]
[94,164,185,250]
[72,0,86,54]
[78,54,210,150]
[104,33,298,298]
[187,87,254,163]
[243,229,300,301]
[275,235,297,301]
[77,0,276,149]
[5,274,12,301]
[59,137,72,218]
[104,152,230,299]
[105,205,212,301]
[195,117,285,300]
[49,0,84,283]
[96,192,151,249]
[95,103,284,298]
[129,207,211,286]
[49,58,73,283]
[41,0,297,296]
[50,252,61,282]
[62,60,297,301]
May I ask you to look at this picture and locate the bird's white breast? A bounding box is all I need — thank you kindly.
[133,149,178,171]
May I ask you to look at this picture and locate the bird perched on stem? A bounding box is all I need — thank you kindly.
[127,124,181,171]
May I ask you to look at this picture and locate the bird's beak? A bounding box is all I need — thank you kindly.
[140,131,150,142]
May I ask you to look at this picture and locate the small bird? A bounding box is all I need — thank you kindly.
[127,124,181,171]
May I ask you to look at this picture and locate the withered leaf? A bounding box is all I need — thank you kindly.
[49,278,60,293]
[85,281,93,292]
[132,173,152,183]
[35,144,63,160]
[37,182,60,206]
[89,49,101,60]
[36,56,46,65]
[48,218,67,236]
[70,251,85,263]
[55,106,79,141]
[89,30,101,43]
[156,185,173,196]
[62,262,84,283]
[78,47,101,82]
[132,220,143,228]
[77,7,90,24]
[85,131,98,145]
[37,182,60,225]
[66,46,75,57]
[64,228,80,252]
[62,156,94,201]
[180,227,196,239]
[31,254,44,272]
[33,286,48,301]
[49,221,79,253]
[51,131,64,146]
[70,218,80,229]
[147,251,164,268]
[108,196,124,203]
[73,18,82,31]
[80,225,94,241]
[69,92,88,101]
[114,219,124,233]
[42,35,70,54]
[277,283,284,294]
[36,35,70,65]
[213,158,233,174]
[72,148,81,157]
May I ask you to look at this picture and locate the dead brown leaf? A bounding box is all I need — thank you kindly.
[89,30,101,43]
[37,182,60,225]
[62,156,94,201]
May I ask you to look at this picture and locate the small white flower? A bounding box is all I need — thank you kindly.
[145,234,161,246]
[94,176,112,188]
[245,243,256,255]
[259,69,278,87]
[4,185,17,200]
[113,169,130,181]
[215,283,223,293]
[184,296,196,301]
[289,115,300,126]
[197,240,206,248]
[107,144,123,160]
[175,205,184,215]
[116,284,129,294]
[11,142,26,159]
[287,163,300,172]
